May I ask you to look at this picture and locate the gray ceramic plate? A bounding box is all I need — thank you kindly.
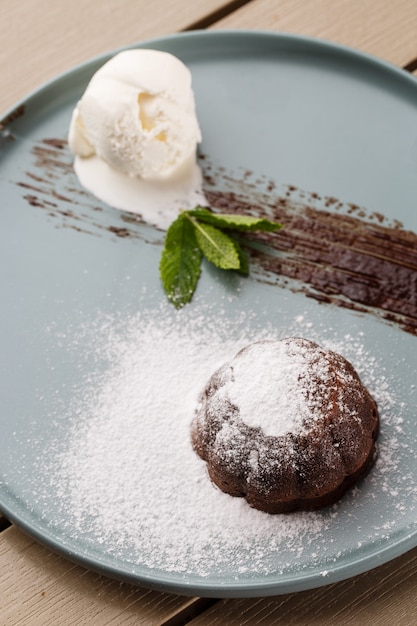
[1,31,417,598]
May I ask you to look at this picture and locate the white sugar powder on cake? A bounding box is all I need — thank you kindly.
[38,300,408,579]
[216,339,333,437]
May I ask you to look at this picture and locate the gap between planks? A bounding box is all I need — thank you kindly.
[0,515,12,532]
[183,0,254,30]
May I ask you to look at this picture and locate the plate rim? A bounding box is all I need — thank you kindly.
[2,28,417,121]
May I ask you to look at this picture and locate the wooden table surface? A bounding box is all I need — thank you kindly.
[1,1,417,624]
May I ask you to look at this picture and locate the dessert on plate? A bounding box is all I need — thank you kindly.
[68,48,205,227]
[192,337,379,513]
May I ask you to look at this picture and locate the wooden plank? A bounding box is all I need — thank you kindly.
[188,545,417,625]
[0,0,247,114]
[212,0,417,67]
[0,525,213,625]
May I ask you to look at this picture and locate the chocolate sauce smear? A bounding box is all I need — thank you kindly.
[0,104,26,136]
[201,161,417,336]
[15,139,417,336]
[16,139,153,242]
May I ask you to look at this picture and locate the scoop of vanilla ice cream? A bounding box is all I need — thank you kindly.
[68,49,202,180]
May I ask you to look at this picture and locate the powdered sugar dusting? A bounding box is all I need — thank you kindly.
[48,306,331,575]
[217,339,334,437]
[33,299,414,581]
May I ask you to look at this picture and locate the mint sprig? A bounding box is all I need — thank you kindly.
[159,207,282,308]
[192,219,241,270]
[159,213,202,309]
[188,207,280,233]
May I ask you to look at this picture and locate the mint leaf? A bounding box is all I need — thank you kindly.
[188,207,282,232]
[159,213,202,309]
[230,237,249,277]
[160,206,282,308]
[191,219,241,270]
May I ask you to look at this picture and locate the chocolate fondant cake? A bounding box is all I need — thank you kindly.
[191,338,379,513]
